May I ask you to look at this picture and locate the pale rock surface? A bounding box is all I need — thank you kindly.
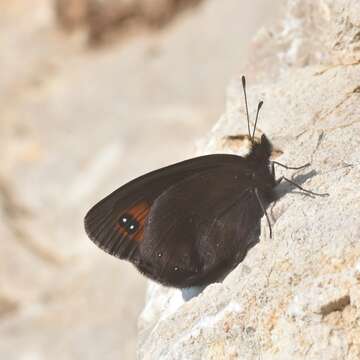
[138,1,360,359]
[248,0,360,80]
[0,0,281,359]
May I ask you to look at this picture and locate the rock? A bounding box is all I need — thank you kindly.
[55,0,88,29]
[248,0,360,81]
[55,0,204,43]
[138,1,360,359]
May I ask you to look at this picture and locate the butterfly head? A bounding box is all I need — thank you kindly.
[246,133,277,198]
[243,134,273,170]
[253,134,272,159]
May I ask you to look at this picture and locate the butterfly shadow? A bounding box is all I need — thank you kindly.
[181,285,208,301]
[269,169,325,226]
[273,169,319,199]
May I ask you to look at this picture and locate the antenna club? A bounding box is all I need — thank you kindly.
[252,100,263,141]
[242,75,246,88]
[241,75,251,139]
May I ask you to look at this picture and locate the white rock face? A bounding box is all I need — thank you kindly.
[138,1,360,359]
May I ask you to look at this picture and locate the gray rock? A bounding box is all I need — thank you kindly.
[138,1,360,359]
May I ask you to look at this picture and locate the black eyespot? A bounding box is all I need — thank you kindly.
[119,213,139,234]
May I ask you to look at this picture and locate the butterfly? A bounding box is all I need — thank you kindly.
[84,76,328,289]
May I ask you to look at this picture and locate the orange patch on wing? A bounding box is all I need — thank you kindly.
[115,201,150,242]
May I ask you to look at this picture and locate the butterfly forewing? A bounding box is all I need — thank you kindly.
[84,154,250,264]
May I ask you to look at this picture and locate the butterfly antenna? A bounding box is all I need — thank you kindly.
[252,101,263,141]
[242,75,252,140]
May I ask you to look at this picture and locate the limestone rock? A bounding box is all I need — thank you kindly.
[249,0,360,81]
[138,1,360,359]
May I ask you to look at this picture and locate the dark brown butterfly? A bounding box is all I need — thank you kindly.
[84,76,328,289]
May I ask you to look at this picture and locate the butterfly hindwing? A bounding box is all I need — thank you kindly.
[136,164,264,287]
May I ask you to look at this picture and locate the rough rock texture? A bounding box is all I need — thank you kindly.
[138,1,360,359]
[249,0,360,81]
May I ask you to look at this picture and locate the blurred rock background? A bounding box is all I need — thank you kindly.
[0,0,282,359]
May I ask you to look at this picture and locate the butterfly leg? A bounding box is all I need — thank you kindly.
[254,188,272,238]
[271,160,310,182]
[276,176,329,197]
[270,161,275,178]
[271,160,310,170]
